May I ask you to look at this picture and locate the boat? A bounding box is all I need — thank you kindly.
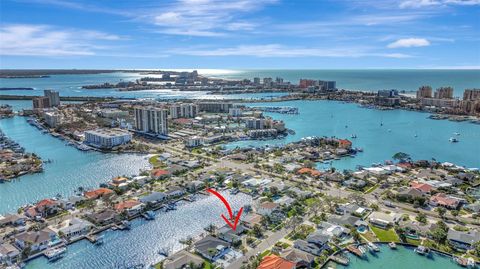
[44,246,67,261]
[165,202,177,211]
[351,134,357,139]
[230,188,239,195]
[414,246,430,256]
[449,137,459,143]
[368,242,380,252]
[388,242,397,249]
[454,132,461,136]
[454,256,469,267]
[346,245,363,257]
[94,235,104,245]
[142,210,155,220]
[467,257,476,268]
[118,220,131,230]
[358,245,367,255]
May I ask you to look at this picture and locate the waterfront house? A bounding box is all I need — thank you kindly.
[163,250,204,269]
[217,224,246,244]
[306,231,332,249]
[194,235,231,261]
[0,243,20,266]
[258,254,296,269]
[25,199,60,219]
[368,212,400,229]
[165,186,186,198]
[139,192,166,206]
[187,180,205,192]
[242,212,263,229]
[325,216,366,235]
[280,248,314,268]
[115,200,144,216]
[293,239,324,256]
[109,176,130,190]
[447,229,480,250]
[86,209,117,226]
[398,220,431,239]
[429,193,461,209]
[14,228,56,252]
[0,214,26,227]
[57,217,93,241]
[84,188,114,200]
[410,181,434,194]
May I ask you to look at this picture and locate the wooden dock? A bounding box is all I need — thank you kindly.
[346,245,363,257]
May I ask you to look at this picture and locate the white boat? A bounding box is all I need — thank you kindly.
[389,242,397,249]
[468,257,476,268]
[44,246,67,261]
[414,246,430,256]
[358,245,367,256]
[449,137,459,143]
[454,132,461,136]
[368,242,380,252]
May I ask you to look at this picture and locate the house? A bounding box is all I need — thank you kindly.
[151,169,171,179]
[335,203,368,216]
[397,187,425,201]
[410,181,434,194]
[320,220,355,238]
[114,200,144,216]
[398,221,432,238]
[14,228,56,252]
[447,229,480,250]
[86,209,117,226]
[187,180,205,192]
[139,192,166,206]
[294,239,324,256]
[0,214,26,227]
[58,218,93,241]
[25,199,60,219]
[368,212,400,228]
[256,202,280,216]
[217,224,245,243]
[297,168,322,178]
[165,186,186,198]
[84,188,114,200]
[109,176,129,189]
[306,232,331,249]
[429,193,461,209]
[275,196,295,207]
[465,202,480,213]
[288,187,312,198]
[0,243,20,266]
[242,213,263,229]
[257,254,296,269]
[194,235,231,261]
[280,248,314,268]
[163,250,204,269]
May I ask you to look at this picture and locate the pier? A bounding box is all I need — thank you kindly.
[250,106,299,114]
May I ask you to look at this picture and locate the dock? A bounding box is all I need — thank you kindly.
[330,255,349,265]
[346,245,363,257]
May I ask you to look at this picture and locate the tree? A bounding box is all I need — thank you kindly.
[370,203,379,211]
[430,221,448,244]
[416,212,427,224]
[252,224,263,238]
[350,229,361,242]
[436,207,447,219]
[451,210,459,217]
[392,152,411,162]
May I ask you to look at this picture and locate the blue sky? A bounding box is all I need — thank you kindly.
[0,0,479,69]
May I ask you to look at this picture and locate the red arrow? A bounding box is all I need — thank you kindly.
[207,188,244,231]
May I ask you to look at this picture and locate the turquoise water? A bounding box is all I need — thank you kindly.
[0,72,287,100]
[325,245,461,269]
[226,100,480,171]
[25,192,251,269]
[0,116,150,214]
[216,69,480,96]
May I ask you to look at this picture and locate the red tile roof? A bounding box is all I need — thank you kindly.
[257,255,296,269]
[297,167,322,177]
[36,199,57,207]
[430,193,460,207]
[115,200,141,212]
[151,169,169,178]
[338,139,352,148]
[410,181,434,193]
[84,188,114,199]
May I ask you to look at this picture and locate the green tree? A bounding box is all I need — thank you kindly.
[436,207,447,219]
[416,212,427,224]
[392,152,411,162]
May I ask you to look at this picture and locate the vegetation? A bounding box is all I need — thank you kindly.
[370,226,400,242]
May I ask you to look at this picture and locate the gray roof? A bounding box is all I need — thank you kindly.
[194,235,230,257]
[327,215,360,227]
[139,192,166,204]
[448,229,480,245]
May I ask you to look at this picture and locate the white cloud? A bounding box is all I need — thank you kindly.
[148,0,277,36]
[399,0,480,8]
[387,38,430,48]
[0,24,121,56]
[169,44,412,58]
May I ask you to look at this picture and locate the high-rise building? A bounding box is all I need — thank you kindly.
[434,87,454,99]
[44,112,62,128]
[263,77,273,88]
[32,96,50,109]
[463,89,480,101]
[416,86,433,99]
[169,103,198,119]
[299,79,317,88]
[253,77,261,85]
[84,129,132,149]
[377,89,399,98]
[245,118,265,129]
[197,102,233,113]
[134,107,168,135]
[319,80,337,91]
[44,90,60,107]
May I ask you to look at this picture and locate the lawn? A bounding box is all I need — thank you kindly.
[370,226,400,242]
[305,197,320,206]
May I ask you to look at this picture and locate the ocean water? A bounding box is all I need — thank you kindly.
[226,100,480,171]
[0,72,287,100]
[214,69,480,96]
[25,192,251,269]
[0,116,150,214]
[324,244,460,269]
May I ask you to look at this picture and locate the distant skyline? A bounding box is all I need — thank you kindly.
[0,0,479,69]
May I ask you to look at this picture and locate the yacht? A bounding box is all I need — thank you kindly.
[449,137,459,143]
[414,246,430,256]
[388,242,397,249]
[94,235,104,245]
[142,211,155,220]
[351,134,357,139]
[368,242,380,252]
[44,246,67,261]
[454,132,461,136]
